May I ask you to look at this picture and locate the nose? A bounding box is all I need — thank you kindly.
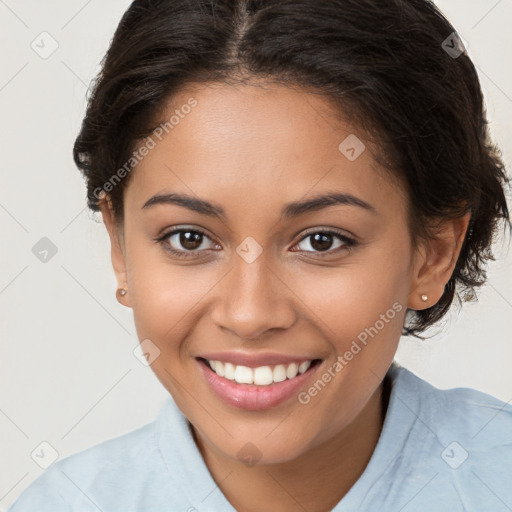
[209,254,296,341]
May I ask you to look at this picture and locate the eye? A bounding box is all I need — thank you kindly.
[292,229,357,256]
[155,226,357,260]
[155,227,219,258]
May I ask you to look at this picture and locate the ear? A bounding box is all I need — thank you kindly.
[98,193,131,308]
[408,212,471,310]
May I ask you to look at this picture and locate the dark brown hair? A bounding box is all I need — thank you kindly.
[73,0,511,338]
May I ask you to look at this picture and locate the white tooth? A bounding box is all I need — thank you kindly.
[273,364,287,383]
[224,362,236,380]
[213,360,225,377]
[286,362,299,379]
[254,366,273,385]
[298,361,311,374]
[234,365,254,384]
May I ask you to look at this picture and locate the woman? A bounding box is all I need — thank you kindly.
[8,0,511,510]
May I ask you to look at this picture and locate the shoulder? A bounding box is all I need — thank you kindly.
[391,361,512,453]
[8,418,160,511]
[352,363,512,510]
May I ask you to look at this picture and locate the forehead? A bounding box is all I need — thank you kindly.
[125,81,406,219]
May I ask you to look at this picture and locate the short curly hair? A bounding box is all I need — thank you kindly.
[73,0,511,338]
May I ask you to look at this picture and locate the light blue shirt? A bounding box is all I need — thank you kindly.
[7,361,512,511]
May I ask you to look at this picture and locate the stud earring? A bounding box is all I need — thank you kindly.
[421,294,428,302]
[118,288,127,296]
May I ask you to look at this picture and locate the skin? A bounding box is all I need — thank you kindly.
[99,80,470,512]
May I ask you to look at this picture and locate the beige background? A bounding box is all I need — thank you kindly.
[1,0,511,509]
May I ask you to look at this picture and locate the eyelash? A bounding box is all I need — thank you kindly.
[154,227,357,259]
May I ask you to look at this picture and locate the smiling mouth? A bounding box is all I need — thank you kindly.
[197,357,322,386]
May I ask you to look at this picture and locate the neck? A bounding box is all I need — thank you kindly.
[192,376,391,512]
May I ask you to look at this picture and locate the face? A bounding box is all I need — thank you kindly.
[102,81,434,464]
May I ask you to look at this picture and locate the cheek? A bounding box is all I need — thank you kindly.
[126,251,220,347]
[291,254,409,340]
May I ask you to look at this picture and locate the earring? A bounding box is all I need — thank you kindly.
[421,294,428,302]
[118,288,127,297]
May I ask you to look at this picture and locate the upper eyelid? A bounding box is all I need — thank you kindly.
[298,226,355,240]
[162,226,214,242]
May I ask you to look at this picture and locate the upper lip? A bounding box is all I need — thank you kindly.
[197,351,320,368]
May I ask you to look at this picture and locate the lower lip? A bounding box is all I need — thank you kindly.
[197,359,320,410]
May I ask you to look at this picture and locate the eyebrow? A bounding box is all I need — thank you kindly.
[141,191,376,219]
